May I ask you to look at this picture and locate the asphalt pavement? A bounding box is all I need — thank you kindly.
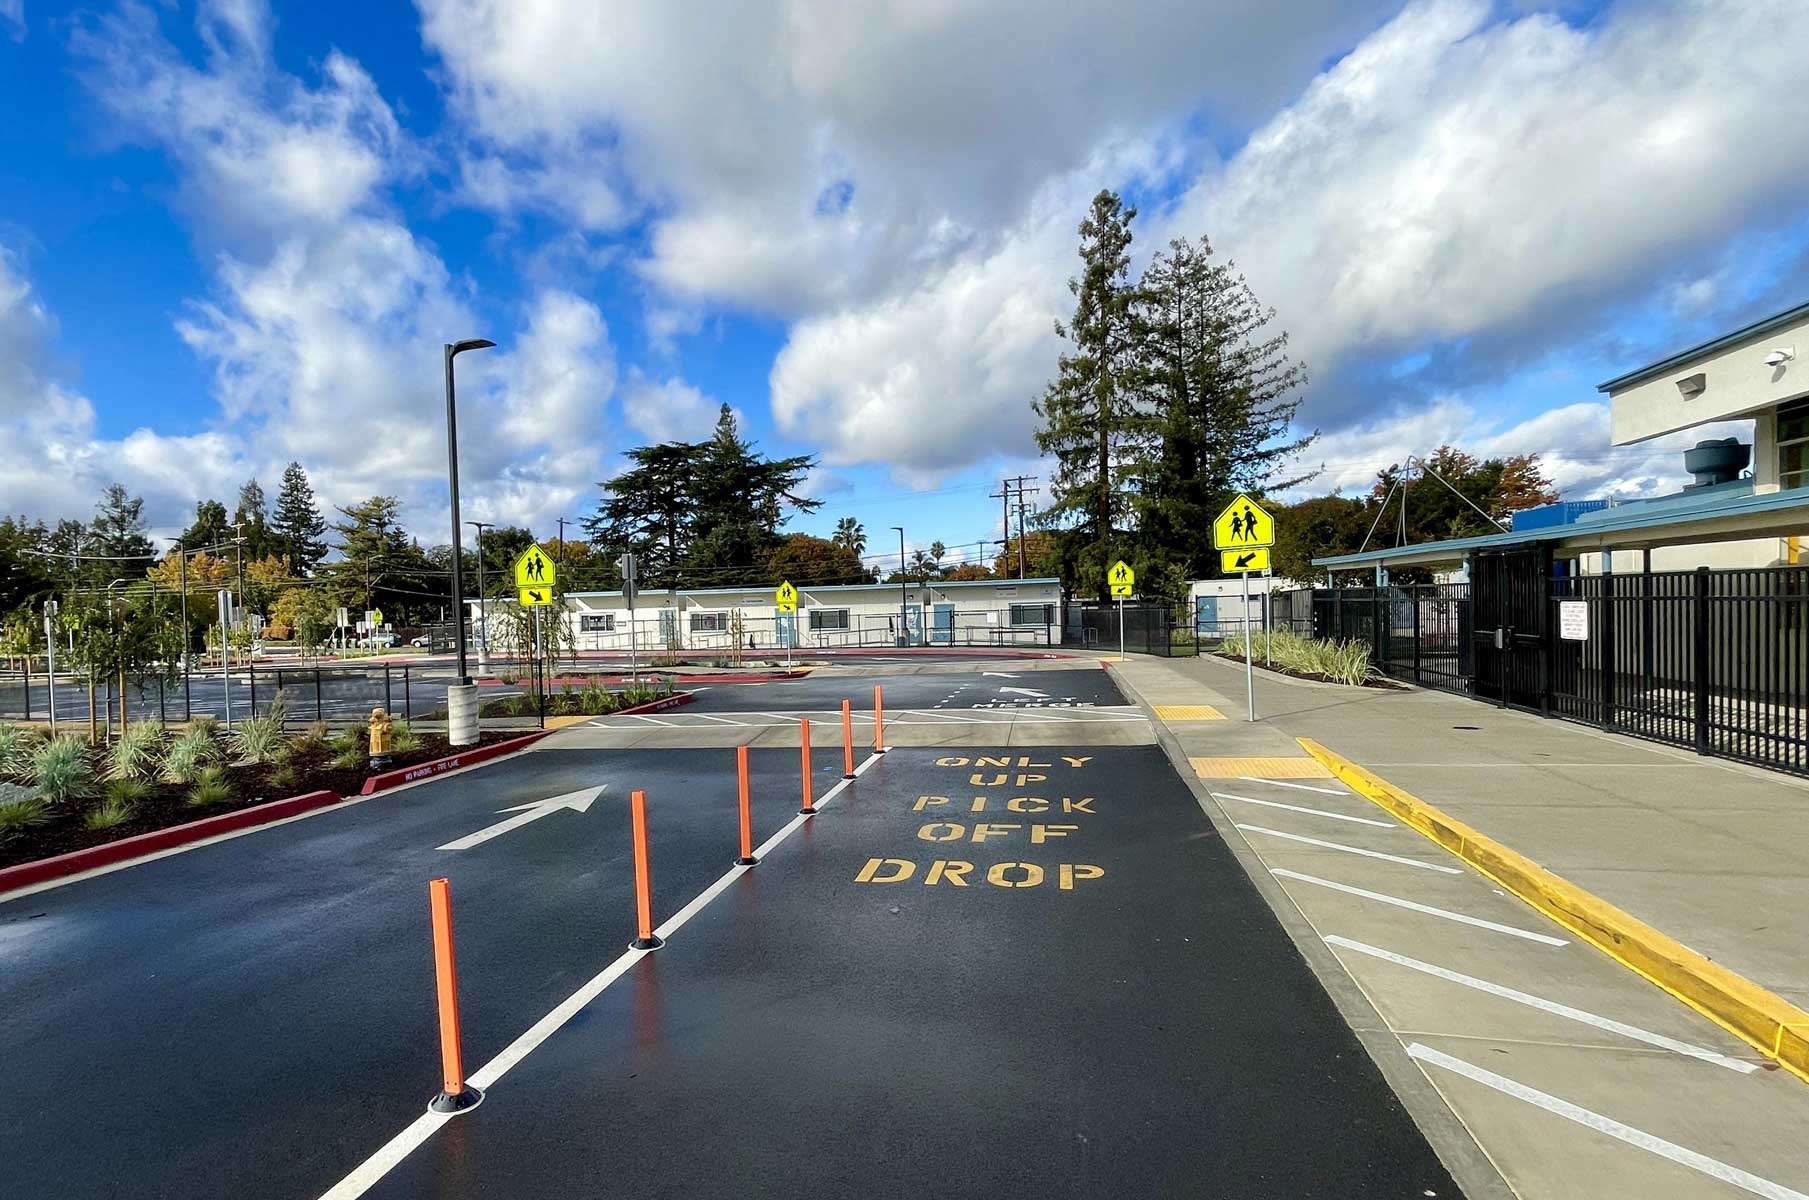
[683,665,1122,714]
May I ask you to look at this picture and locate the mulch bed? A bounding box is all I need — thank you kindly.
[1210,652,1405,690]
[0,729,522,871]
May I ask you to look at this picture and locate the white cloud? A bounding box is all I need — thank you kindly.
[1163,0,1809,409]
[618,369,729,444]
[0,0,24,41]
[1288,398,1755,502]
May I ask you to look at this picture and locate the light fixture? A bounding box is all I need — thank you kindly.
[1676,372,1706,399]
[1764,347,1795,367]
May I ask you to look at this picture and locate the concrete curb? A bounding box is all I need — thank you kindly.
[1299,736,1809,1085]
[0,789,342,894]
[360,731,553,795]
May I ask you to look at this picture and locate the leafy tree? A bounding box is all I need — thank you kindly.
[1034,190,1148,603]
[273,461,329,574]
[329,496,411,613]
[270,585,341,649]
[85,484,156,577]
[762,533,869,586]
[234,478,278,560]
[994,530,1063,578]
[1271,495,1370,585]
[1136,236,1315,579]
[943,563,993,581]
[832,517,867,556]
[177,500,231,552]
[0,517,57,611]
[243,554,293,615]
[59,589,185,729]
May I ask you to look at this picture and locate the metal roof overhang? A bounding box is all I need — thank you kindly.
[1312,486,1809,571]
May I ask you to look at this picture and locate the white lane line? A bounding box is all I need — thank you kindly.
[319,753,887,1200]
[1271,868,1569,946]
[1407,1044,1805,1199]
[1327,937,1755,1073]
[626,713,677,726]
[912,710,987,723]
[1238,825,1462,873]
[688,713,749,725]
[1212,792,1395,828]
[757,712,804,723]
[1238,776,1352,797]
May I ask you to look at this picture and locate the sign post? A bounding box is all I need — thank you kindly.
[217,588,234,731]
[1108,561,1134,658]
[619,552,639,684]
[43,600,57,735]
[775,580,799,668]
[1212,493,1276,723]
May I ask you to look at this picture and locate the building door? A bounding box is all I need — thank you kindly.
[1469,546,1552,712]
[931,603,955,645]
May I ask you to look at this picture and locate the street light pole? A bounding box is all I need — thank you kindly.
[892,526,908,647]
[444,337,495,746]
[466,520,492,673]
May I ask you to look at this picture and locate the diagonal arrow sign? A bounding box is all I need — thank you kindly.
[998,686,1050,698]
[437,786,606,852]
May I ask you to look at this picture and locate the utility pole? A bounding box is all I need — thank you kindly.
[993,479,1012,573]
[467,521,492,672]
[555,517,570,565]
[1008,475,1037,579]
[230,520,246,667]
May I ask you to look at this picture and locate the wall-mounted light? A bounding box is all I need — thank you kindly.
[1676,372,1706,399]
[1764,347,1796,367]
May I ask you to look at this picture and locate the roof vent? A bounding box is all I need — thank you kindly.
[1682,438,1750,489]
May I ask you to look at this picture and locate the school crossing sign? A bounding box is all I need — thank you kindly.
[1108,560,1135,598]
[514,543,558,608]
[775,581,799,613]
[1212,493,1275,552]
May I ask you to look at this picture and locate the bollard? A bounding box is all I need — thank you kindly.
[841,699,856,778]
[799,718,816,815]
[735,744,757,865]
[874,684,885,752]
[630,790,663,949]
[427,878,482,1113]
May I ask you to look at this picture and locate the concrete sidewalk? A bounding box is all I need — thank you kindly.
[1114,649,1809,1015]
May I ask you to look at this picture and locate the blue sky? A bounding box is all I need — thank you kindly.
[1,0,1806,572]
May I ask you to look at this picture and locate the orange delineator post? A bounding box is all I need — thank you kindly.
[736,744,757,865]
[799,718,816,814]
[630,789,661,949]
[873,684,885,752]
[841,699,856,778]
[428,877,478,1112]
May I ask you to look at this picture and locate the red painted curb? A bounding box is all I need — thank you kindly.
[614,691,697,716]
[0,789,342,894]
[360,731,554,796]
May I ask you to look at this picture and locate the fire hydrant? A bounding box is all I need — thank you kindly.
[368,708,394,769]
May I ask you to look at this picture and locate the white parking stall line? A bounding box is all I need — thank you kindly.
[1239,776,1353,797]
[1271,868,1569,946]
[1326,937,1756,1073]
[626,713,678,726]
[688,713,750,725]
[911,710,988,723]
[1239,825,1461,873]
[757,712,804,722]
[1407,1045,1804,1199]
[1212,792,1395,828]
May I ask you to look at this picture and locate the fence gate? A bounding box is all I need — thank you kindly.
[1469,546,1552,712]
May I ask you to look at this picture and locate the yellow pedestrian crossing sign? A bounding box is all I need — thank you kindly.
[513,543,558,590]
[1108,560,1135,598]
[775,580,798,613]
[518,586,555,607]
[1221,547,1270,574]
[1213,493,1274,550]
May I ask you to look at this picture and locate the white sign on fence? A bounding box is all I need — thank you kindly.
[1558,599,1589,642]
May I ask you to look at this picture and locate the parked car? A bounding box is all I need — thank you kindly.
[410,634,450,650]
[364,632,398,648]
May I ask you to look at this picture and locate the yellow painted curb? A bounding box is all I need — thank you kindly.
[1297,737,1809,1085]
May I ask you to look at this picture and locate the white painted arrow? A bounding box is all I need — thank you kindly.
[437,786,606,852]
[998,686,1050,698]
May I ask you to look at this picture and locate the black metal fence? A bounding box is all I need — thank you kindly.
[1310,565,1809,778]
[1061,603,1199,656]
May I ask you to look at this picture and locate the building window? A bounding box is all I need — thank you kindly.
[1010,603,1055,626]
[808,608,850,631]
[579,614,615,633]
[689,611,729,632]
[1780,399,1809,490]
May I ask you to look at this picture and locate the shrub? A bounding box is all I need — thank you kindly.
[390,721,422,754]
[1220,629,1376,687]
[31,735,95,806]
[185,765,233,807]
[231,706,286,766]
[105,776,153,805]
[162,727,222,785]
[0,723,42,780]
[108,723,165,782]
[0,783,49,839]
[84,794,137,830]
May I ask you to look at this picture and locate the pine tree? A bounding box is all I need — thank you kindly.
[1033,190,1149,602]
[234,478,274,559]
[584,443,699,590]
[1136,236,1315,578]
[330,496,409,611]
[85,484,156,574]
[273,461,328,575]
